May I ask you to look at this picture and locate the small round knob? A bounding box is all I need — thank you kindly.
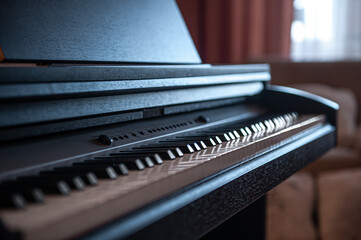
[197,115,210,123]
[97,134,113,146]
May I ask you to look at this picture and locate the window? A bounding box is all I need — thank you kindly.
[291,0,361,61]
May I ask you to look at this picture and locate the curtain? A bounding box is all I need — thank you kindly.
[177,0,294,64]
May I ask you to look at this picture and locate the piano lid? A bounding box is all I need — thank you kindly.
[0,0,201,64]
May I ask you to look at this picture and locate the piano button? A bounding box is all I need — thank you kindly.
[97,134,113,146]
[197,115,210,123]
[54,166,118,180]
[0,192,27,209]
[84,159,144,171]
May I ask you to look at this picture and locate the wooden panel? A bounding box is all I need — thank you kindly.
[0,0,200,64]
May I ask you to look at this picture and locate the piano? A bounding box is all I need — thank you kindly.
[0,0,337,239]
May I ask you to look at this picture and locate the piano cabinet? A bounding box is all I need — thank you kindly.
[0,0,337,239]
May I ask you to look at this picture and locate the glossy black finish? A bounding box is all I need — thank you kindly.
[0,0,200,64]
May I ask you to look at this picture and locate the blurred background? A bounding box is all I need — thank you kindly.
[177,1,361,240]
[177,0,361,63]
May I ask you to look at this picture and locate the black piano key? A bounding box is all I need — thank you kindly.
[124,154,163,164]
[73,162,131,174]
[114,150,177,160]
[159,140,204,151]
[0,192,26,209]
[135,144,192,154]
[18,187,45,203]
[159,138,207,149]
[18,175,85,190]
[98,154,163,165]
[80,160,144,171]
[40,171,98,186]
[54,166,118,179]
[175,137,217,147]
[136,147,184,157]
[177,134,223,144]
[5,179,71,195]
[196,132,231,142]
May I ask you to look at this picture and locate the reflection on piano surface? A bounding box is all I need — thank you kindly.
[0,0,337,239]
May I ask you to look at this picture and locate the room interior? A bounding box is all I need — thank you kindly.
[0,1,359,239]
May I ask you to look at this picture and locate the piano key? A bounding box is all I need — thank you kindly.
[158,140,207,150]
[131,147,184,157]
[136,144,194,154]
[159,139,201,153]
[244,127,252,135]
[230,130,240,138]
[190,132,231,142]
[0,184,45,204]
[102,154,164,165]
[40,171,98,186]
[0,192,26,209]
[19,175,86,191]
[114,150,177,160]
[19,188,45,203]
[174,137,217,147]
[82,159,145,171]
[73,161,131,174]
[5,179,71,195]
[0,114,327,239]
[54,166,118,179]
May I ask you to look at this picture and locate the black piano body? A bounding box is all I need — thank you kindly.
[0,0,337,239]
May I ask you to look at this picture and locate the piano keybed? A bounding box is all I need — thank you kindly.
[0,112,326,240]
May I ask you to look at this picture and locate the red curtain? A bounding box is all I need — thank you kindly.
[177,0,293,64]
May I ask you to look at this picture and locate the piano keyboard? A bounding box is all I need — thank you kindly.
[0,112,325,240]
